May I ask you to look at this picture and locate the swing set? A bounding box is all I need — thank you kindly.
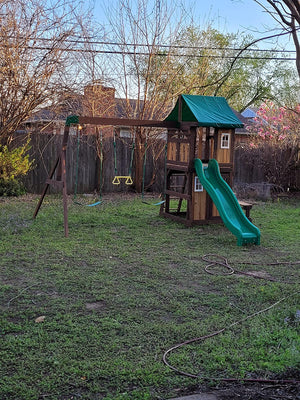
[33,114,176,236]
[34,95,255,246]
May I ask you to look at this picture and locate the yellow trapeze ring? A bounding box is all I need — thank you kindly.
[112,176,133,185]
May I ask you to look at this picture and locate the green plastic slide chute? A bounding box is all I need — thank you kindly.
[194,158,260,246]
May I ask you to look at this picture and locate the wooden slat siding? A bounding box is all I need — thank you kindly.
[234,147,300,189]
[197,127,203,159]
[67,134,98,194]
[216,129,231,164]
[192,173,206,221]
[179,143,189,162]
[167,142,177,161]
[234,147,265,184]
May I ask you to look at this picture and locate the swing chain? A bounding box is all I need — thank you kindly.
[112,130,135,186]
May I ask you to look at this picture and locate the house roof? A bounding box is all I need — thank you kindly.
[25,95,84,124]
[26,97,141,124]
[241,107,259,118]
[231,108,253,134]
[164,95,244,129]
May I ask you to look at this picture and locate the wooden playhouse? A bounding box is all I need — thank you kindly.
[160,94,244,226]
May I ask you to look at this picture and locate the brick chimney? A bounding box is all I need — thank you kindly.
[83,82,116,117]
[83,82,116,136]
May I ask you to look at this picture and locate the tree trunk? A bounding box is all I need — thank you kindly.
[134,129,145,193]
[291,18,300,79]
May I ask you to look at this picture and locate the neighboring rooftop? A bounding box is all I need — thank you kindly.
[241,107,259,118]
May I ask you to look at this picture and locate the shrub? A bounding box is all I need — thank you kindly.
[0,141,33,196]
[0,178,26,196]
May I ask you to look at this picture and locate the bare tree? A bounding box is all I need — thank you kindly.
[100,0,193,191]
[0,0,93,145]
[254,0,300,78]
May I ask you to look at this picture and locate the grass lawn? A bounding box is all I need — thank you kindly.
[0,193,299,400]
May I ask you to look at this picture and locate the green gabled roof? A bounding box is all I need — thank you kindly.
[165,95,243,128]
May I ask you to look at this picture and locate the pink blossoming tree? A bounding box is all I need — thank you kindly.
[245,101,300,190]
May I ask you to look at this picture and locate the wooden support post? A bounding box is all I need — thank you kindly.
[33,125,71,237]
[33,156,60,218]
[61,149,68,237]
[61,126,69,237]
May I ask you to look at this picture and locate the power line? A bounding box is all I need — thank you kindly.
[76,41,297,54]
[0,42,296,61]
[1,35,297,54]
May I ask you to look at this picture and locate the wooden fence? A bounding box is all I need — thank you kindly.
[17,132,299,194]
[234,146,300,191]
[19,132,164,194]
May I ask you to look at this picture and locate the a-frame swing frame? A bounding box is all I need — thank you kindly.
[33,115,178,237]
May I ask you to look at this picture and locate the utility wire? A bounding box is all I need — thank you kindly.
[0,43,296,61]
[1,34,297,53]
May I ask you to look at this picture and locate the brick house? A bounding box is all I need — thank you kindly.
[24,82,140,138]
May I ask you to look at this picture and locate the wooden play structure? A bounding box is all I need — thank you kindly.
[33,95,260,245]
[160,95,240,225]
[160,95,260,245]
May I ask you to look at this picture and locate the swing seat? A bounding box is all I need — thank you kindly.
[86,200,102,207]
[112,176,133,185]
[142,199,165,206]
[73,199,102,207]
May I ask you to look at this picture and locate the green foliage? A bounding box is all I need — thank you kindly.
[0,142,32,181]
[0,141,32,196]
[143,24,297,112]
[0,195,299,399]
[0,178,26,197]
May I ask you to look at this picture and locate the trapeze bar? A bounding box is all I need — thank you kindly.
[112,176,133,185]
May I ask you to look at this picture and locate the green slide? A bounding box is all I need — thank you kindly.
[194,158,260,246]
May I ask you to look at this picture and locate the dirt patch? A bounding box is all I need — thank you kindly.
[235,270,276,280]
[176,380,300,400]
[171,368,300,400]
[85,301,107,311]
[214,380,300,400]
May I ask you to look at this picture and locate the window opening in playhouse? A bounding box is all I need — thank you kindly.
[194,176,203,192]
[221,133,230,149]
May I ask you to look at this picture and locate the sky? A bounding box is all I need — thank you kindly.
[92,0,295,50]
[198,0,276,34]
